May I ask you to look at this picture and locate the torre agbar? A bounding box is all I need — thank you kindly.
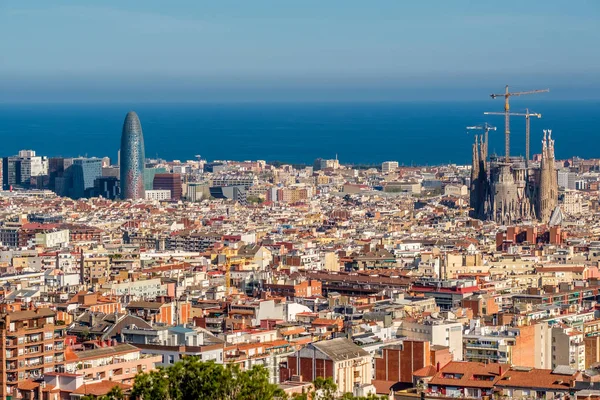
[120,111,146,200]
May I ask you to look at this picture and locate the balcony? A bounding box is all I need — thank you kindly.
[466,353,504,361]
[464,342,499,349]
[26,336,42,344]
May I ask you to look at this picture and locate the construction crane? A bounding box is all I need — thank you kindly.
[490,85,549,162]
[466,123,496,157]
[484,109,541,167]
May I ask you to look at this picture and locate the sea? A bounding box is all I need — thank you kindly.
[0,101,598,166]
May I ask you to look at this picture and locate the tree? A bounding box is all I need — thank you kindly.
[103,386,124,400]
[131,357,284,400]
[131,368,169,400]
[236,364,286,400]
[312,377,337,400]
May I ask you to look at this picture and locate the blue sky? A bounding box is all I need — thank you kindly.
[1,1,599,102]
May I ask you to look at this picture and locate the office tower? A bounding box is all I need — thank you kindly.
[48,157,65,192]
[1,150,48,189]
[94,176,120,199]
[153,173,182,200]
[120,111,146,200]
[144,167,167,190]
[70,158,103,199]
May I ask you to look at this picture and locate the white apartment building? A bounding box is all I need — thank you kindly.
[145,190,171,201]
[102,278,167,299]
[382,161,399,174]
[399,319,463,360]
[35,229,70,248]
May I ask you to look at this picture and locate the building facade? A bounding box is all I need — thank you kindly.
[470,130,559,224]
[120,111,146,200]
[153,173,182,200]
[0,307,66,399]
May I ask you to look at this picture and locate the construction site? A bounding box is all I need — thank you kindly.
[469,85,561,225]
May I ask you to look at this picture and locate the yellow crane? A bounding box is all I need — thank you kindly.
[490,85,549,162]
[484,109,541,167]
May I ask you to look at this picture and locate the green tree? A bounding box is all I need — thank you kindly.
[236,364,286,400]
[131,368,169,400]
[312,377,337,400]
[103,386,124,400]
[131,357,285,400]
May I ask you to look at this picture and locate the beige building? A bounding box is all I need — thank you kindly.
[286,338,372,395]
[64,343,161,384]
[444,184,468,196]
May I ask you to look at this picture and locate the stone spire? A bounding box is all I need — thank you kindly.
[469,135,480,218]
[539,129,558,223]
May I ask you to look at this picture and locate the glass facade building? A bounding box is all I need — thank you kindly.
[120,111,146,200]
[70,158,102,199]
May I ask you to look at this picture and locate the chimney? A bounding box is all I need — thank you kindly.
[499,365,503,375]
[437,362,440,372]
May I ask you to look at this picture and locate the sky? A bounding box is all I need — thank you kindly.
[1,1,599,102]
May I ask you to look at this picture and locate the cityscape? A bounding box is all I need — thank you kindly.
[1,2,600,400]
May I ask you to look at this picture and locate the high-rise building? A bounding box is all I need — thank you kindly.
[69,158,103,199]
[144,167,167,190]
[120,111,146,200]
[94,176,120,199]
[1,150,48,189]
[48,157,65,192]
[0,306,66,399]
[153,173,182,200]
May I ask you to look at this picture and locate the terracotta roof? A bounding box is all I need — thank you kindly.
[126,301,165,310]
[371,380,396,394]
[413,365,438,378]
[495,367,577,391]
[17,380,40,391]
[7,307,54,321]
[428,361,509,389]
[72,381,131,396]
[312,318,341,326]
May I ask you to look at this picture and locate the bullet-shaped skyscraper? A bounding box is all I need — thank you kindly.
[120,111,145,200]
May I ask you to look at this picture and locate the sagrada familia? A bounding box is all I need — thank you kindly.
[470,129,559,224]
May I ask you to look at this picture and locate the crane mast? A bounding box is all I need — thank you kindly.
[484,109,541,167]
[490,85,549,162]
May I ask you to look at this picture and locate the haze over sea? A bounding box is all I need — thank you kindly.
[1,100,598,166]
